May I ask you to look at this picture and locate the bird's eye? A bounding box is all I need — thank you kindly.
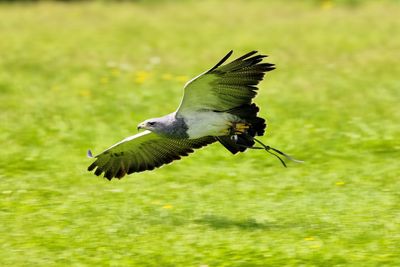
[148,121,156,126]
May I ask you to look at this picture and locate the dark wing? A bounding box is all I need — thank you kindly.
[176,50,275,115]
[88,130,215,180]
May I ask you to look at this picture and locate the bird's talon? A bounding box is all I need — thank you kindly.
[231,122,250,134]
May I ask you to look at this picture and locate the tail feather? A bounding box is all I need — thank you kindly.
[226,103,266,136]
[217,103,266,154]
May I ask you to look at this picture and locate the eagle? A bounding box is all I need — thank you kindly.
[88,50,299,180]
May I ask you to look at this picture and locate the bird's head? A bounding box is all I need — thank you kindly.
[137,118,162,131]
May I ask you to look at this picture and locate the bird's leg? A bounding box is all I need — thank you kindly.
[228,122,303,167]
[233,122,250,134]
[229,122,250,143]
[229,122,250,137]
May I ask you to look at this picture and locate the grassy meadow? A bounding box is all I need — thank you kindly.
[1,0,400,266]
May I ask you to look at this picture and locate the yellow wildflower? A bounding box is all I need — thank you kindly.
[134,71,151,84]
[162,204,173,209]
[175,75,189,82]
[335,181,345,186]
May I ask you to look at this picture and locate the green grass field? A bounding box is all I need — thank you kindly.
[1,0,400,266]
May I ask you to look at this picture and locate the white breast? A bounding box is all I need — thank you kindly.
[183,111,236,139]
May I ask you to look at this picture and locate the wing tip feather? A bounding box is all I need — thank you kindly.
[234,50,258,61]
[88,161,97,171]
[209,50,234,72]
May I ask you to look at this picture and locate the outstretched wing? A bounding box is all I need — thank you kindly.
[176,51,275,116]
[88,130,215,180]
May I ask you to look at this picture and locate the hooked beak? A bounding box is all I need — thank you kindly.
[137,123,146,131]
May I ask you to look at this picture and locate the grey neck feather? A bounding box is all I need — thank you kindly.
[152,112,189,138]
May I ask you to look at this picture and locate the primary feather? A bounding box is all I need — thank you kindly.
[88,131,215,180]
[176,50,274,115]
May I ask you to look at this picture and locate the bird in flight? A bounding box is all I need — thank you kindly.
[88,50,299,180]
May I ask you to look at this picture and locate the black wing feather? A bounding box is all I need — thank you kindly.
[88,131,216,180]
[177,51,275,114]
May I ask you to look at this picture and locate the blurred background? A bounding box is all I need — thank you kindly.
[1,0,399,266]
